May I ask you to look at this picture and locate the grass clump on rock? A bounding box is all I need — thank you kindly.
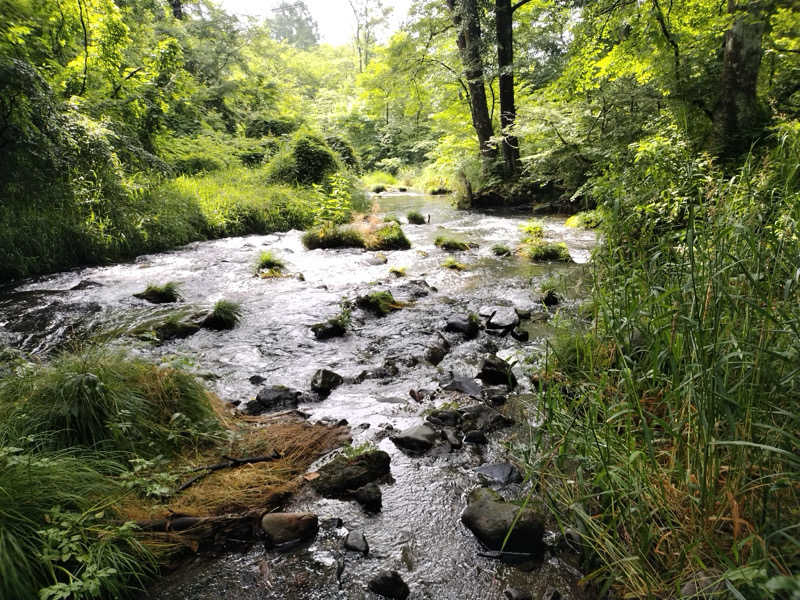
[356,291,404,316]
[492,244,511,256]
[389,266,406,277]
[434,235,471,251]
[134,282,181,304]
[565,208,605,229]
[365,223,411,251]
[524,240,572,262]
[202,300,242,330]
[442,257,467,271]
[407,211,426,225]
[255,250,285,276]
[302,223,365,250]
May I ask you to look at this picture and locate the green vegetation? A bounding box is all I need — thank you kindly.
[407,211,426,225]
[434,235,471,251]
[356,291,403,316]
[491,244,511,257]
[365,223,411,251]
[362,171,398,189]
[255,250,285,275]
[441,257,467,271]
[302,224,365,250]
[134,282,181,304]
[389,266,406,277]
[523,240,571,262]
[266,131,340,186]
[564,208,605,230]
[383,214,401,224]
[520,220,544,239]
[202,300,243,331]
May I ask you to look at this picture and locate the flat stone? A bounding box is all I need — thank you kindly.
[310,369,344,396]
[482,386,508,406]
[442,376,482,397]
[155,320,200,341]
[426,409,461,427]
[474,462,523,485]
[391,424,437,454]
[510,328,529,342]
[344,530,369,555]
[311,451,391,499]
[459,404,514,433]
[461,488,544,554]
[484,306,519,329]
[367,570,410,599]
[353,482,382,513]
[261,513,318,549]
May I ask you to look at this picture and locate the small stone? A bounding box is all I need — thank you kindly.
[474,462,523,485]
[441,427,462,449]
[241,385,305,415]
[261,513,318,549]
[319,517,343,530]
[442,376,482,397]
[504,588,532,600]
[477,354,517,388]
[459,404,514,433]
[311,451,391,499]
[511,328,529,342]
[484,306,520,330]
[367,570,410,599]
[482,385,508,406]
[424,344,448,365]
[343,530,369,555]
[443,316,480,339]
[426,409,461,427]
[353,482,382,513]
[311,319,346,340]
[541,290,560,307]
[391,424,437,454]
[463,430,488,444]
[249,375,266,385]
[311,369,344,396]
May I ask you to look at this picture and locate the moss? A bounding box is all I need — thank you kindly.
[356,291,404,316]
[520,219,545,240]
[365,223,411,251]
[407,211,426,225]
[442,257,467,270]
[434,235,472,251]
[492,244,511,256]
[134,282,181,304]
[302,224,365,249]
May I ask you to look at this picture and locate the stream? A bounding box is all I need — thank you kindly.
[0,193,597,600]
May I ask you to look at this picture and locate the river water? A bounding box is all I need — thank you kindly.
[0,193,596,600]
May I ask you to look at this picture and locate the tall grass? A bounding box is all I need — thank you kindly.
[516,124,800,598]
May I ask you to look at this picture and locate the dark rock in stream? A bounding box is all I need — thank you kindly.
[70,279,103,290]
[311,319,346,340]
[367,571,410,599]
[482,385,508,406]
[261,512,318,549]
[344,530,369,554]
[310,369,344,396]
[444,316,480,339]
[248,375,266,385]
[504,588,532,600]
[459,404,514,433]
[475,462,523,485]
[463,430,488,445]
[390,424,438,454]
[311,451,391,499]
[441,427,462,449]
[541,290,560,307]
[424,343,448,366]
[426,409,461,428]
[477,354,517,388]
[155,320,201,341]
[461,488,545,554]
[442,375,482,397]
[241,385,309,415]
[511,328,529,342]
[353,482,382,513]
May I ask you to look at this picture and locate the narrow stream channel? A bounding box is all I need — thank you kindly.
[0,193,597,600]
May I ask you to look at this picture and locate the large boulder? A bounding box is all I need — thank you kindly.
[344,530,369,555]
[311,450,391,499]
[241,385,307,415]
[310,368,343,396]
[461,488,544,554]
[477,354,517,388]
[443,316,480,339]
[390,424,438,454]
[261,512,318,549]
[368,570,410,599]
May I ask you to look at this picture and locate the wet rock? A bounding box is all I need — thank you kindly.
[241,385,306,415]
[474,463,523,485]
[426,409,461,427]
[396,279,434,299]
[366,253,388,265]
[504,588,532,600]
[344,530,369,555]
[311,369,344,396]
[441,427,462,449]
[442,376,482,397]
[424,343,448,366]
[459,404,514,433]
[444,316,480,339]
[514,305,533,319]
[482,386,508,406]
[354,359,400,382]
[485,306,520,330]
[477,354,517,388]
[320,517,343,530]
[511,328,529,342]
[541,589,562,600]
[463,430,488,444]
[367,570,410,599]
[133,289,179,304]
[311,319,346,340]
[155,320,200,341]
[70,279,103,290]
[541,290,560,307]
[461,488,545,554]
[249,375,266,385]
[311,450,391,499]
[479,339,499,354]
[390,424,437,454]
[353,482,382,513]
[261,512,318,549]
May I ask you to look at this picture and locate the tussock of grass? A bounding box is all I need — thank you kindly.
[202,300,242,330]
[520,219,545,239]
[523,240,572,262]
[407,211,426,225]
[365,223,411,251]
[491,244,511,256]
[442,257,467,270]
[383,214,401,224]
[134,282,181,304]
[434,235,471,251]
[389,266,406,277]
[356,291,404,316]
[302,223,365,249]
[255,250,285,276]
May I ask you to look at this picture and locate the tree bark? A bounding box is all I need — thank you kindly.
[495,0,520,178]
[446,0,497,167]
[712,1,768,157]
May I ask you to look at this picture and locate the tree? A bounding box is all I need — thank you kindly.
[268,1,319,50]
[349,0,393,72]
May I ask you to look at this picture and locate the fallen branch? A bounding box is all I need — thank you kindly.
[175,451,282,493]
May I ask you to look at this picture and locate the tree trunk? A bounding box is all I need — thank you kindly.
[447,0,497,167]
[495,0,520,178]
[712,1,767,157]
[170,0,184,19]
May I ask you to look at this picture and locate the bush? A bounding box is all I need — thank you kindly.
[244,115,299,138]
[564,208,606,229]
[266,131,340,186]
[325,135,360,171]
[0,349,220,455]
[407,211,425,225]
[362,170,397,188]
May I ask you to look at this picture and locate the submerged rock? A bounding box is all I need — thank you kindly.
[461,488,544,554]
[261,512,318,549]
[477,354,517,388]
[367,570,410,599]
[310,368,344,396]
[344,530,369,555]
[311,319,346,340]
[353,482,382,513]
[241,385,307,415]
[311,450,391,499]
[390,424,438,454]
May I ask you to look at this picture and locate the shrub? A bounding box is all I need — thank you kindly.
[407,211,425,225]
[266,131,340,186]
[564,208,606,229]
[244,115,299,138]
[302,223,365,249]
[202,300,242,330]
[520,219,545,239]
[133,282,181,304]
[365,223,411,251]
[362,170,397,188]
[434,235,471,251]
